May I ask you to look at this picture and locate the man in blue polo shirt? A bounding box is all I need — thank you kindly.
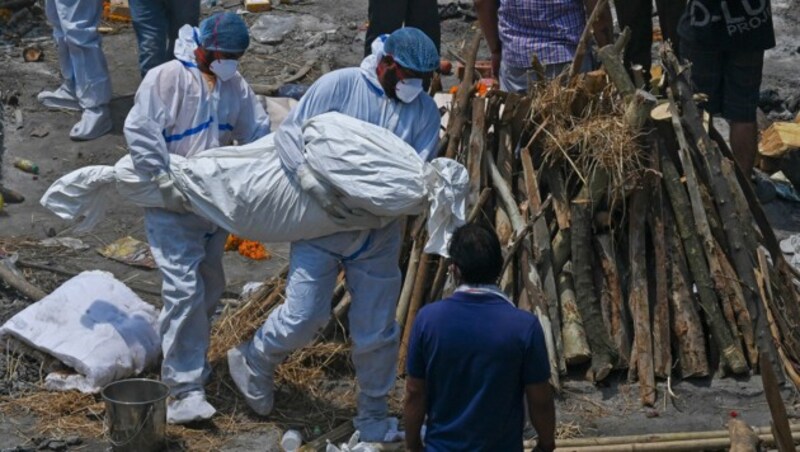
[404,224,556,452]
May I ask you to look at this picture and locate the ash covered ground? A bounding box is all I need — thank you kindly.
[0,0,799,450]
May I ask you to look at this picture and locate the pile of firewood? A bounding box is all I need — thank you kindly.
[394,30,800,408]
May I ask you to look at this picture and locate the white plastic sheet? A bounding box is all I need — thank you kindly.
[0,271,160,393]
[41,112,468,255]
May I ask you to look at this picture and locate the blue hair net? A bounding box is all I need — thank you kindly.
[384,27,439,73]
[198,12,250,53]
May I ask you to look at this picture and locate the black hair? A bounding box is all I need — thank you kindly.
[448,224,503,285]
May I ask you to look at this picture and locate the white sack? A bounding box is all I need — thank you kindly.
[0,271,160,393]
[42,112,468,255]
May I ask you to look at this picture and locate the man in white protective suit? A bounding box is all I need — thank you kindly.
[38,0,113,140]
[123,12,271,424]
[227,27,441,442]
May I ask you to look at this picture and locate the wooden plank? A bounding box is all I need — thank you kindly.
[759,122,800,157]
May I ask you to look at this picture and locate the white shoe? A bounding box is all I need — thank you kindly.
[227,344,274,416]
[37,84,81,111]
[70,106,112,141]
[167,391,216,424]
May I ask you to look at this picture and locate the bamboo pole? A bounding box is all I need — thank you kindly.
[551,423,800,447]
[397,245,431,374]
[396,238,422,328]
[550,431,800,451]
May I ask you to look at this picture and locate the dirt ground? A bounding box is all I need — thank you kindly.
[1,0,800,450]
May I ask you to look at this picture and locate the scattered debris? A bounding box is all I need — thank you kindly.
[97,236,157,269]
[245,0,272,13]
[0,188,18,208]
[250,14,296,44]
[21,45,42,62]
[241,281,265,298]
[13,158,37,175]
[225,234,272,260]
[29,126,48,138]
[39,237,90,251]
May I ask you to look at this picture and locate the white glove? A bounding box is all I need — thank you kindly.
[296,164,373,226]
[154,172,190,213]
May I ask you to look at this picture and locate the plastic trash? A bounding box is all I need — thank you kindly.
[281,429,302,451]
[14,158,39,175]
[325,432,379,452]
[250,14,296,44]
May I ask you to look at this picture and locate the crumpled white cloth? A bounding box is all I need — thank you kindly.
[0,271,160,393]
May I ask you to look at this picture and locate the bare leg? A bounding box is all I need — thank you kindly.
[729,121,758,176]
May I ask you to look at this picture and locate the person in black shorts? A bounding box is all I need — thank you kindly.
[365,0,440,57]
[679,0,775,176]
[616,0,686,86]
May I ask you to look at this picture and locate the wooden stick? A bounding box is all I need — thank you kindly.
[445,31,482,159]
[595,27,635,99]
[487,153,560,386]
[569,0,609,79]
[664,209,710,378]
[756,249,800,388]
[714,242,759,367]
[593,234,631,367]
[660,152,747,373]
[570,198,617,382]
[628,189,656,405]
[396,238,422,328]
[521,147,563,373]
[0,262,46,301]
[760,351,795,451]
[728,418,760,452]
[251,58,316,95]
[558,264,591,365]
[397,247,431,374]
[647,167,671,379]
[662,44,780,380]
[467,97,488,210]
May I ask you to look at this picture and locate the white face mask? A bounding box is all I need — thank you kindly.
[210,59,238,81]
[396,78,423,103]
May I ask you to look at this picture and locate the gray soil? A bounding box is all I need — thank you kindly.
[1,0,800,450]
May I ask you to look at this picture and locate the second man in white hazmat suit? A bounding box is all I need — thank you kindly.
[124,12,271,424]
[38,0,113,140]
[227,27,441,442]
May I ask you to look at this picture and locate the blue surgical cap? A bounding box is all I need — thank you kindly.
[384,27,439,73]
[198,12,250,53]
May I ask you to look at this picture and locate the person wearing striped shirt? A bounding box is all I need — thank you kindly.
[476,0,613,92]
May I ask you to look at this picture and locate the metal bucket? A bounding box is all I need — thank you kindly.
[102,378,169,452]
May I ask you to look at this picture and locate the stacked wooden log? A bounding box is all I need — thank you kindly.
[394,32,800,407]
